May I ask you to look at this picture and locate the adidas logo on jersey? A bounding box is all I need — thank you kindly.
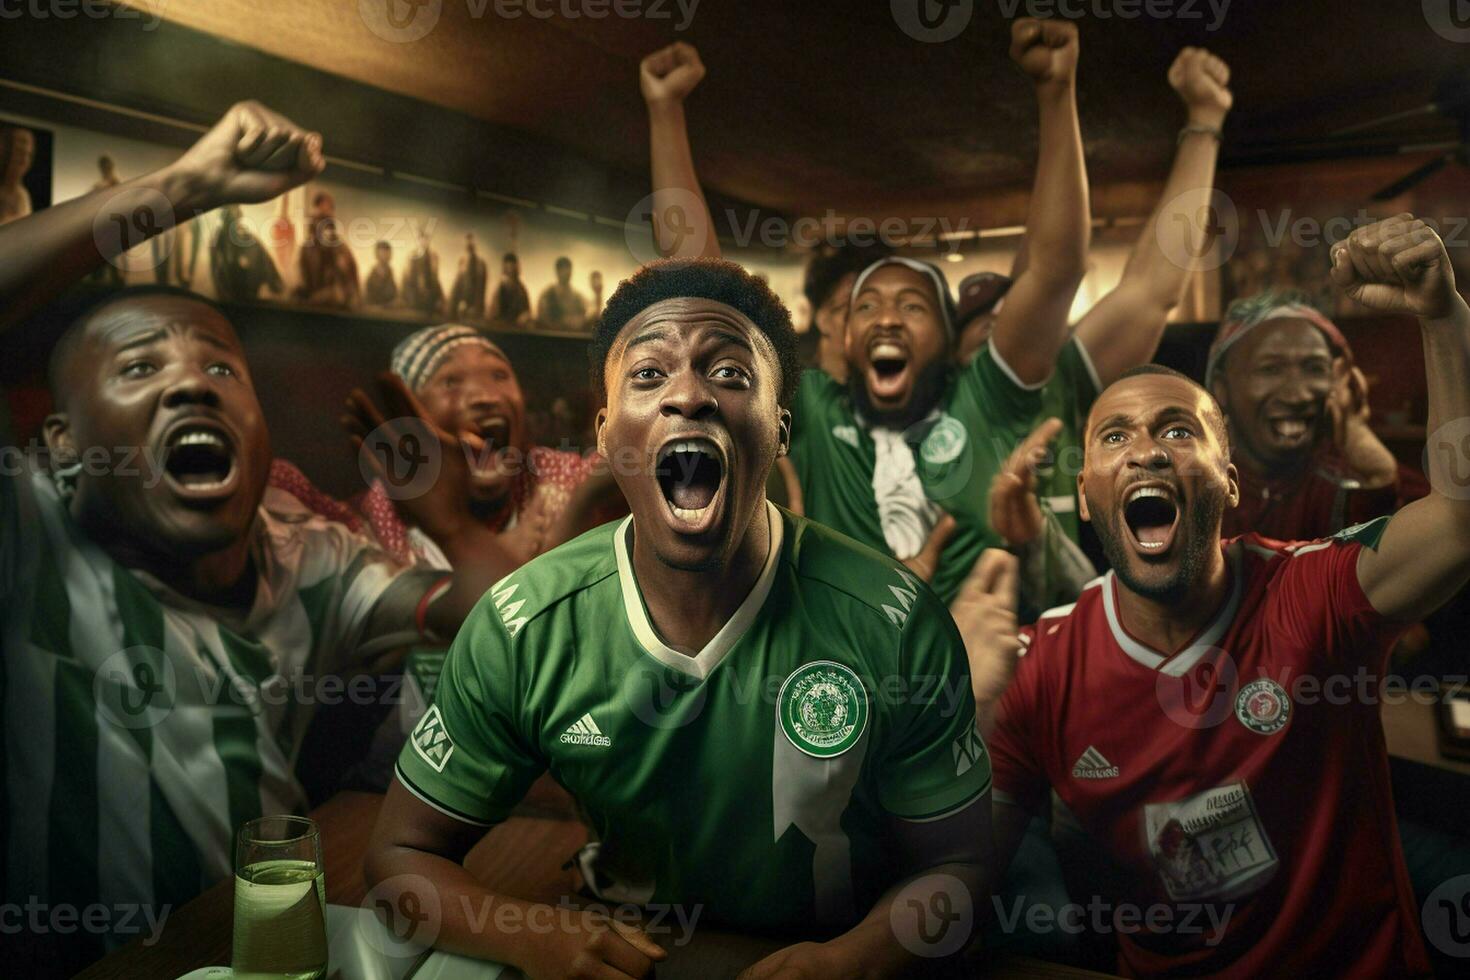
[560,712,611,747]
[953,727,987,778]
[1071,746,1118,779]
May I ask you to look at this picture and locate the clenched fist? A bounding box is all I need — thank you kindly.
[1330,214,1459,321]
[166,100,324,214]
[1010,17,1079,89]
[1168,47,1232,129]
[640,42,706,107]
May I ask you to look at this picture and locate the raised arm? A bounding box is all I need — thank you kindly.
[640,42,721,259]
[1074,48,1233,386]
[0,101,323,332]
[342,373,522,635]
[989,17,1089,386]
[1337,215,1470,621]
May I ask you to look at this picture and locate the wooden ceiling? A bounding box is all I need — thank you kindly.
[128,0,1468,225]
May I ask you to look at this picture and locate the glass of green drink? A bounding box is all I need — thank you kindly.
[232,815,328,980]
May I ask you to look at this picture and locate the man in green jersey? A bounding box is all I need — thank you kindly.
[639,35,1234,607]
[0,102,516,977]
[367,259,1012,977]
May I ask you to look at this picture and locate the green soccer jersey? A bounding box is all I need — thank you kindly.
[789,337,1100,605]
[396,502,990,931]
[0,464,435,968]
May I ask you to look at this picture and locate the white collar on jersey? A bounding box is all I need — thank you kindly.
[1101,541,1243,676]
[614,499,784,681]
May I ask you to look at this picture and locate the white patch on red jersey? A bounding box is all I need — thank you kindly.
[1144,782,1278,902]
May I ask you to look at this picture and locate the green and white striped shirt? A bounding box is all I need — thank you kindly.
[1,465,434,962]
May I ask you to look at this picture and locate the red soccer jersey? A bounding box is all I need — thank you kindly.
[988,519,1432,979]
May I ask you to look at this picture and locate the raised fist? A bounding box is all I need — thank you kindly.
[1330,214,1459,320]
[1168,47,1232,128]
[168,101,324,213]
[640,42,706,106]
[1010,18,1079,88]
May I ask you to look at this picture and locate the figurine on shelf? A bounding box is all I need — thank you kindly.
[402,220,444,316]
[448,231,488,320]
[269,187,297,287]
[489,250,532,327]
[0,125,36,225]
[211,203,284,302]
[589,268,604,322]
[295,191,359,308]
[364,239,399,307]
[536,254,587,331]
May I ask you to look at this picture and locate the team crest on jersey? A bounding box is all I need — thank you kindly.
[919,414,967,466]
[1234,678,1291,735]
[778,661,869,758]
[410,704,455,772]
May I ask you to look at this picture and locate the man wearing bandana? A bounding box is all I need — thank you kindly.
[1207,292,1427,541]
[273,323,619,571]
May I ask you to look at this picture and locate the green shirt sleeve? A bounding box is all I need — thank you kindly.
[874,585,991,821]
[959,343,1048,428]
[788,368,831,478]
[1054,334,1103,416]
[394,600,545,826]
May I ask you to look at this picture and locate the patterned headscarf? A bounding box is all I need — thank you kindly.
[1205,292,1351,390]
[390,324,509,393]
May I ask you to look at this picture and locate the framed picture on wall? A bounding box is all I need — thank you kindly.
[0,119,53,225]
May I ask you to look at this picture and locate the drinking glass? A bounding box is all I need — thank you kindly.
[231,814,327,980]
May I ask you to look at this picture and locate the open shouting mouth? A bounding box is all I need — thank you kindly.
[161,419,239,503]
[1122,483,1180,558]
[467,414,514,483]
[866,337,912,403]
[655,436,727,535]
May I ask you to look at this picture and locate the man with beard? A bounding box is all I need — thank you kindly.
[1208,292,1425,540]
[966,215,1466,977]
[0,102,515,976]
[366,259,999,978]
[640,24,1090,605]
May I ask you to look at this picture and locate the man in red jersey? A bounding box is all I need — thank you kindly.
[963,213,1467,978]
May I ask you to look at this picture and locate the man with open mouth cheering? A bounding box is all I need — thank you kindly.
[0,102,517,976]
[965,214,1465,978]
[368,259,1003,978]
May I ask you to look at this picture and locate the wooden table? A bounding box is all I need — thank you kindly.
[74,784,1114,979]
